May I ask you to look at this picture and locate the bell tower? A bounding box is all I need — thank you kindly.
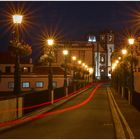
[107,31,115,78]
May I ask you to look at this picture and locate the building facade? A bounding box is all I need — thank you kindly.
[0,52,71,92]
[49,31,115,80]
[0,31,115,93]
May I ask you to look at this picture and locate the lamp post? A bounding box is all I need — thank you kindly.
[128,38,135,104]
[63,49,69,96]
[72,56,77,80]
[47,39,54,103]
[121,48,127,98]
[12,14,23,95]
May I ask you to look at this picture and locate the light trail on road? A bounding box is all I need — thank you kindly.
[0,83,93,114]
[0,83,102,128]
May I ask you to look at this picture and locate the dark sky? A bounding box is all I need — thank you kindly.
[0,1,140,60]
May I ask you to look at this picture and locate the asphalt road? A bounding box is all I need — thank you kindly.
[0,84,115,139]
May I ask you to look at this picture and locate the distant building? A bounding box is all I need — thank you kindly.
[0,52,71,92]
[50,31,115,79]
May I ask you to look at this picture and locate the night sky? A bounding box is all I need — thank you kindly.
[0,1,140,60]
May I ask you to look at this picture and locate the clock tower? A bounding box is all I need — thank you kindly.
[107,31,114,78]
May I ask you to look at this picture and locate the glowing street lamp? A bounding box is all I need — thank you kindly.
[13,15,23,24]
[122,49,127,55]
[89,67,93,75]
[47,39,54,46]
[128,38,135,103]
[63,49,69,96]
[72,56,76,61]
[72,56,77,80]
[118,57,121,60]
[47,38,55,103]
[115,60,119,64]
[78,60,82,65]
[63,50,68,56]
[128,38,134,45]
[12,14,23,95]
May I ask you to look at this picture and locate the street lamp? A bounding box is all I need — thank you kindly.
[128,38,135,103]
[72,56,77,79]
[13,14,23,95]
[63,49,69,96]
[47,39,54,46]
[122,49,127,55]
[47,38,54,103]
[71,56,77,90]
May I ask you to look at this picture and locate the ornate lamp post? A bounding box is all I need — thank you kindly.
[128,38,135,104]
[12,14,23,95]
[63,49,69,96]
[47,39,54,103]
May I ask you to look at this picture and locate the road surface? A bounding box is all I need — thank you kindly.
[0,84,115,139]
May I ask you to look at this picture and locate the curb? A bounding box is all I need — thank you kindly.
[107,87,134,139]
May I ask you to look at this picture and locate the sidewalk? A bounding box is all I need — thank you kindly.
[111,88,140,139]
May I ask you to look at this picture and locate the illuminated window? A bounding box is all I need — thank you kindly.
[101,69,104,72]
[23,67,28,72]
[22,82,30,88]
[100,54,105,63]
[88,36,96,42]
[36,82,44,88]
[8,82,14,89]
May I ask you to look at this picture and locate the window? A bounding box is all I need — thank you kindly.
[22,82,30,88]
[22,67,31,73]
[36,82,44,88]
[100,54,105,63]
[8,82,14,89]
[5,66,11,73]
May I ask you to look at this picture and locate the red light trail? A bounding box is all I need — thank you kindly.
[0,83,93,114]
[0,83,102,128]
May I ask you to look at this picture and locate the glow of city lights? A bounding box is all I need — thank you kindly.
[12,14,23,24]
[47,39,54,46]
[63,50,68,56]
[128,38,135,45]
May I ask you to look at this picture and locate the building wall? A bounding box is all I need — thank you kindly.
[0,75,71,92]
[50,42,94,68]
[0,64,33,73]
[0,97,23,123]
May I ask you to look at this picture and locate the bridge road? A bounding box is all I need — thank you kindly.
[0,84,115,139]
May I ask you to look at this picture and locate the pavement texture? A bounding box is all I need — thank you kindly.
[111,87,140,139]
